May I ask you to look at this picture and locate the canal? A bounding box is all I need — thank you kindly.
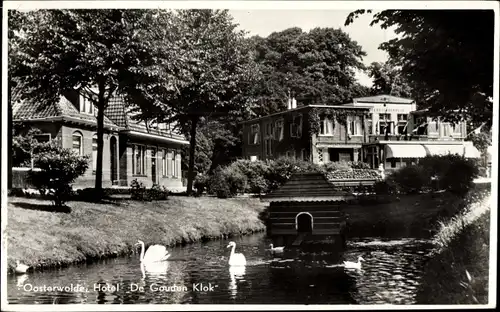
[7,232,434,304]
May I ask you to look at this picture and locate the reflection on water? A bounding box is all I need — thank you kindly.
[7,233,433,304]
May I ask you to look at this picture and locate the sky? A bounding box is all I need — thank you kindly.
[228,10,397,87]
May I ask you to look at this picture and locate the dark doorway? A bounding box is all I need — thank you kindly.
[110,136,118,185]
[151,149,157,184]
[296,213,313,233]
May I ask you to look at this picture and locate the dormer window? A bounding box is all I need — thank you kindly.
[80,95,94,115]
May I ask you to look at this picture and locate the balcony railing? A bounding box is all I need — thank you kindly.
[367,134,465,143]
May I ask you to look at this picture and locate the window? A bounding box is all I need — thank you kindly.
[265,138,272,156]
[72,132,83,155]
[80,95,93,115]
[265,122,274,137]
[365,117,373,135]
[275,119,284,141]
[379,113,392,135]
[452,122,462,136]
[442,122,453,137]
[319,116,334,135]
[132,145,146,175]
[249,124,260,145]
[163,149,168,176]
[171,150,177,178]
[92,134,98,171]
[290,114,303,138]
[34,134,51,143]
[348,116,362,136]
[397,114,408,135]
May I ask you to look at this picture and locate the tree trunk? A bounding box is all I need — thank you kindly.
[186,116,199,195]
[95,83,106,200]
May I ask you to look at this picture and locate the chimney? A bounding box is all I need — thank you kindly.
[292,98,297,109]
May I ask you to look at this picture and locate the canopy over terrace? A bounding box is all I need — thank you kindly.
[379,141,481,159]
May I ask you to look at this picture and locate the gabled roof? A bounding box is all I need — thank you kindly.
[12,90,118,129]
[354,94,415,104]
[104,95,187,142]
[261,172,354,202]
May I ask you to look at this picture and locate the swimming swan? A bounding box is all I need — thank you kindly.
[227,241,246,266]
[15,260,30,274]
[269,244,285,253]
[343,256,365,269]
[136,240,170,263]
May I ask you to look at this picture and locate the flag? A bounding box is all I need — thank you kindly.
[473,122,485,135]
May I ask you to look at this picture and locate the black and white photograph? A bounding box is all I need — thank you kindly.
[1,1,498,309]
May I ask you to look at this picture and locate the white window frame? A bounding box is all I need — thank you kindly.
[163,149,167,176]
[319,116,334,136]
[80,94,94,115]
[275,119,284,141]
[72,132,83,156]
[132,144,146,175]
[348,116,363,136]
[92,134,98,172]
[249,124,260,145]
[171,150,178,178]
[290,114,303,138]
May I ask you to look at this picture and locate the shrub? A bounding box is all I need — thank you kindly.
[388,165,428,194]
[229,160,270,194]
[441,158,479,194]
[348,161,371,169]
[193,174,209,196]
[374,179,399,195]
[265,157,320,192]
[207,166,248,198]
[28,147,89,207]
[130,179,169,201]
[130,179,146,200]
[419,154,479,193]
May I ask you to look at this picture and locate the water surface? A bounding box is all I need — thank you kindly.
[8,233,434,304]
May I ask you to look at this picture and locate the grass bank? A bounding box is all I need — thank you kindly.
[6,196,266,274]
[416,188,491,304]
[344,191,470,238]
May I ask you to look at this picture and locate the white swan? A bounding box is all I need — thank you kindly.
[269,244,285,253]
[15,260,30,274]
[136,240,170,263]
[343,256,365,269]
[227,241,246,266]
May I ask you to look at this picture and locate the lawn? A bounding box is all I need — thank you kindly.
[6,196,266,273]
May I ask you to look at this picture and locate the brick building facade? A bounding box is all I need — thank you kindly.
[11,88,188,191]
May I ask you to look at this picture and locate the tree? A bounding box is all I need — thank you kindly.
[248,27,369,115]
[367,61,412,98]
[9,9,183,198]
[127,10,260,195]
[346,10,494,128]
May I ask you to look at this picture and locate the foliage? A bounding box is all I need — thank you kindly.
[247,27,369,116]
[264,157,320,192]
[207,166,248,198]
[468,132,491,156]
[125,10,260,195]
[130,179,169,201]
[348,161,371,169]
[12,128,61,167]
[387,165,428,194]
[227,160,271,194]
[193,174,210,197]
[9,9,184,195]
[28,147,89,206]
[367,61,413,98]
[307,107,370,136]
[373,179,399,195]
[346,10,494,128]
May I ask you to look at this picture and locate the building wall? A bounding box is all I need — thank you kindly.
[120,137,184,189]
[60,124,117,189]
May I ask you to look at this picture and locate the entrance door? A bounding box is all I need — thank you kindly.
[110,137,118,185]
[151,149,157,184]
[296,212,313,233]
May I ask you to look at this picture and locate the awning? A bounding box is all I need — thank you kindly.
[422,144,466,157]
[464,144,481,158]
[385,144,427,158]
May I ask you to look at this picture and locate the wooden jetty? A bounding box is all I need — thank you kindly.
[261,172,355,251]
